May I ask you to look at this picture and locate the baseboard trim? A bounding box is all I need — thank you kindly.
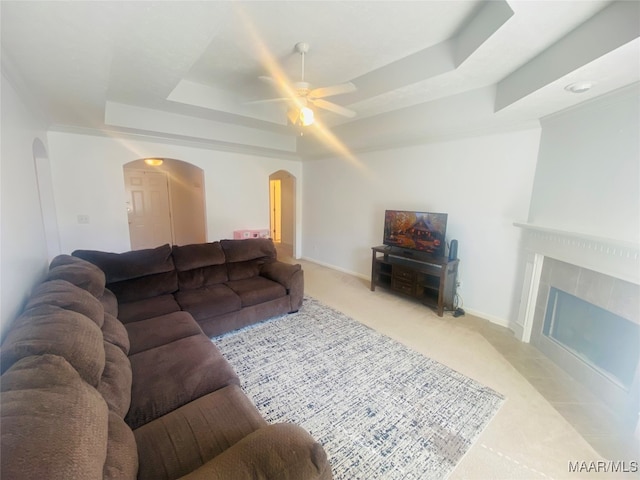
[300,256,370,282]
[463,307,511,329]
[301,256,514,332]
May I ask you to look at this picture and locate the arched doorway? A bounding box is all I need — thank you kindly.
[123,158,206,249]
[269,170,296,258]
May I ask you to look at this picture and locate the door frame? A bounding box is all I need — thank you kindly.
[268,170,296,257]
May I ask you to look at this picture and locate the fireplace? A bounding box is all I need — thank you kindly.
[543,287,639,390]
[514,224,640,425]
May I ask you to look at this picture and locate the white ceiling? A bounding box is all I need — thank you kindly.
[1,1,639,159]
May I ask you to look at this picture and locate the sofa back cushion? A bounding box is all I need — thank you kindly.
[104,411,138,480]
[98,341,132,418]
[73,244,178,303]
[220,238,276,263]
[1,305,106,386]
[47,255,106,298]
[173,242,228,290]
[1,354,109,480]
[26,279,105,327]
[102,313,130,355]
[100,288,119,317]
[220,239,277,281]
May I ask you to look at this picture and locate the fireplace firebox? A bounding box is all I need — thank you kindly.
[529,256,640,424]
[543,287,639,390]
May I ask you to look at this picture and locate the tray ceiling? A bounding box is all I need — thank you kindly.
[1,1,638,159]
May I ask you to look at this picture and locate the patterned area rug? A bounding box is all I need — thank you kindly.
[214,297,504,479]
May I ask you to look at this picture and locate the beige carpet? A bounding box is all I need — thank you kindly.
[290,255,638,480]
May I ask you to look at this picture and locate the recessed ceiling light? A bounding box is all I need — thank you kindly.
[564,81,595,94]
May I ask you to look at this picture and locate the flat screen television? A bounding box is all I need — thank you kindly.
[383,210,447,257]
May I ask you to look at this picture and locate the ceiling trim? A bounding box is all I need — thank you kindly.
[496,0,640,111]
[452,0,514,67]
[48,124,302,161]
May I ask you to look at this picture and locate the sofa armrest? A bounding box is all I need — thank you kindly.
[178,423,332,480]
[260,261,300,288]
[260,262,304,312]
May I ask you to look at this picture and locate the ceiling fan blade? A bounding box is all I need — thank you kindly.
[245,97,289,105]
[310,82,356,99]
[311,99,356,118]
[258,75,278,86]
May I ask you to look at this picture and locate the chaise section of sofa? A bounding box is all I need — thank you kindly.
[1,249,332,480]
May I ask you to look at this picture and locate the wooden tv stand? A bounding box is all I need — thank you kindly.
[370,246,459,317]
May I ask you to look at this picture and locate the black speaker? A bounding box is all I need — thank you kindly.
[448,239,458,261]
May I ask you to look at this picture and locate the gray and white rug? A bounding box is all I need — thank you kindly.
[214,297,504,479]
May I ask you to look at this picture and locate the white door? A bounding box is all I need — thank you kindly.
[124,169,173,250]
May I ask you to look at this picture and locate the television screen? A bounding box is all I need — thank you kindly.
[383,210,447,257]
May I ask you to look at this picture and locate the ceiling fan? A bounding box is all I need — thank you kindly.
[251,42,357,126]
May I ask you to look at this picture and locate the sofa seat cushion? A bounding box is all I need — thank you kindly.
[174,284,241,320]
[126,335,239,429]
[1,354,109,480]
[225,276,287,307]
[117,294,181,324]
[134,384,267,480]
[125,311,203,355]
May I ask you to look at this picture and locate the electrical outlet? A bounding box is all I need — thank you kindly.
[77,215,90,224]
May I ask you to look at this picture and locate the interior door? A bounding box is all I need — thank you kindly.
[124,169,173,250]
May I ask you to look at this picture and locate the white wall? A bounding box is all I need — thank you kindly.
[46,131,303,254]
[302,127,541,325]
[0,73,51,337]
[528,84,640,243]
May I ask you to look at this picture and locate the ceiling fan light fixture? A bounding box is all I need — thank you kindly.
[300,106,314,126]
[144,158,164,166]
[251,42,357,128]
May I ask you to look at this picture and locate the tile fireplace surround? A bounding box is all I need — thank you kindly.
[514,223,640,430]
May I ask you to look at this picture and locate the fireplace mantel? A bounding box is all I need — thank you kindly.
[514,222,640,286]
[514,224,640,425]
[512,223,640,344]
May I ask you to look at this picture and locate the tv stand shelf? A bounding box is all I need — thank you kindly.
[370,246,458,316]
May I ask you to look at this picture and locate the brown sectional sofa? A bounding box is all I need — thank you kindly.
[1,239,332,479]
[73,238,304,337]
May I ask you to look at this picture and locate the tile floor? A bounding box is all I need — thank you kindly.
[459,313,638,461]
[281,248,640,479]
